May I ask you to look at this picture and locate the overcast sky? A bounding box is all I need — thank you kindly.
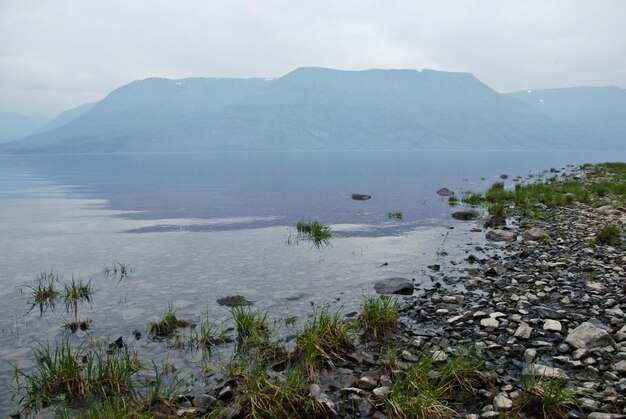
[1,0,625,116]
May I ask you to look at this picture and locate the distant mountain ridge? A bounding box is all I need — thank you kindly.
[0,112,51,143]
[3,67,624,153]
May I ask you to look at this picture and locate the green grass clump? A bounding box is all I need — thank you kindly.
[296,220,332,249]
[595,223,622,245]
[239,364,333,418]
[13,340,140,409]
[23,271,60,315]
[230,306,269,345]
[513,377,578,419]
[148,305,191,338]
[388,211,403,220]
[295,307,353,377]
[358,295,401,338]
[62,276,93,326]
[484,182,515,203]
[387,354,455,419]
[486,202,508,218]
[461,192,484,206]
[189,314,228,349]
[386,351,487,418]
[447,196,459,206]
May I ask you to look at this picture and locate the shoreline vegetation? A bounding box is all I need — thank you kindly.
[10,162,626,418]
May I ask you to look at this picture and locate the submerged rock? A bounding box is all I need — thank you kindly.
[436,188,454,196]
[452,210,481,220]
[217,295,254,307]
[374,277,413,295]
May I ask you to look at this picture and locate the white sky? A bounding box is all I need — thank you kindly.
[1,0,625,116]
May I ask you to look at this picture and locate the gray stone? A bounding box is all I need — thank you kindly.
[522,227,550,241]
[514,322,533,339]
[357,375,378,390]
[372,386,391,398]
[436,188,454,196]
[493,394,513,410]
[374,277,413,295]
[565,322,615,350]
[613,360,626,373]
[543,319,562,332]
[486,229,517,242]
[217,385,234,401]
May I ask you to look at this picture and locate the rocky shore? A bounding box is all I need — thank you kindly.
[15,164,626,418]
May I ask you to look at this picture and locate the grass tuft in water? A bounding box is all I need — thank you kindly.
[13,339,140,409]
[62,276,93,329]
[102,261,133,282]
[447,195,459,206]
[388,211,403,220]
[22,271,60,316]
[147,304,191,338]
[230,306,269,346]
[296,220,333,249]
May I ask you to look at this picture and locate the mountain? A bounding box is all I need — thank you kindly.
[0,112,52,143]
[2,68,620,153]
[508,86,626,149]
[34,102,97,134]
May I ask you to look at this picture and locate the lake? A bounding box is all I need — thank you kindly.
[0,150,624,412]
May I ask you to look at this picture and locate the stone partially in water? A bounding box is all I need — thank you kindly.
[374,277,413,295]
[351,193,371,201]
[217,295,254,307]
[452,210,481,220]
[436,188,454,196]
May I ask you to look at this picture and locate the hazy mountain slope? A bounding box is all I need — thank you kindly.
[2,68,611,153]
[0,112,51,143]
[34,102,97,134]
[509,86,626,148]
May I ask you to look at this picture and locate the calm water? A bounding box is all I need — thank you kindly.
[0,150,624,412]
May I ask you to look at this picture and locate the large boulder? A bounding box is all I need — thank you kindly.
[486,229,517,242]
[452,210,480,220]
[374,277,413,295]
[565,321,615,350]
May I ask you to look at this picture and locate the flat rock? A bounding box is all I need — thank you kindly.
[514,322,533,339]
[217,295,254,307]
[452,209,481,220]
[565,321,615,350]
[486,229,517,242]
[436,187,455,196]
[374,277,413,295]
[522,227,550,241]
[613,360,626,373]
[543,319,562,332]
